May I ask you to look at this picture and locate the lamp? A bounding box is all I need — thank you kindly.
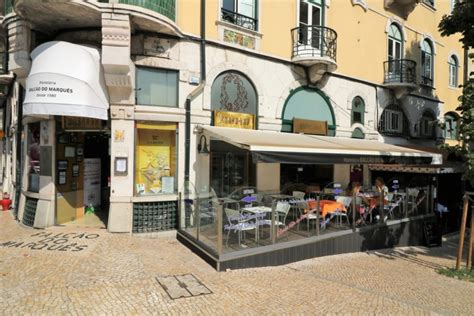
[197,135,210,154]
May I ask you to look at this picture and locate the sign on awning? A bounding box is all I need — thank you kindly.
[24,41,109,120]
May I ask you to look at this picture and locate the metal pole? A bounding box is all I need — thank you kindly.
[316,193,320,236]
[456,196,469,269]
[352,192,356,229]
[466,205,474,270]
[217,201,223,256]
[271,199,276,244]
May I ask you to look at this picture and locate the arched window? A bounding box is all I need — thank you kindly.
[282,87,336,136]
[388,23,403,63]
[421,39,434,86]
[351,96,365,125]
[444,113,458,140]
[379,104,409,135]
[351,128,365,139]
[419,110,435,138]
[448,55,459,87]
[211,71,257,115]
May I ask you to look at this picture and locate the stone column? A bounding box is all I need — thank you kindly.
[5,17,31,84]
[102,13,135,233]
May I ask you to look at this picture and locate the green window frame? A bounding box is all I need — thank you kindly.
[444,114,458,140]
[351,96,365,125]
[351,128,364,139]
[281,87,336,136]
[421,39,434,86]
[136,67,179,107]
[448,55,458,87]
[419,111,435,138]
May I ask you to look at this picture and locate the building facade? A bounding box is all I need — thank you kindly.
[0,0,465,252]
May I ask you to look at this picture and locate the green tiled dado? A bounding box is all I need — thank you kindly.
[119,0,176,21]
[4,0,13,15]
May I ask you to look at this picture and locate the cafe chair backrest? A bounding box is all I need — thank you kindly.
[336,196,352,208]
[225,208,240,224]
[276,202,291,215]
[292,191,305,200]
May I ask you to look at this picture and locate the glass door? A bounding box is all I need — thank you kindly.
[388,24,403,79]
[299,0,322,50]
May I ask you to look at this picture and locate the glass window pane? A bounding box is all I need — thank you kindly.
[223,0,235,11]
[136,68,178,107]
[353,112,362,123]
[238,0,255,18]
[311,6,321,26]
[135,123,177,196]
[299,1,308,24]
[395,42,401,59]
[211,72,257,115]
[388,39,393,60]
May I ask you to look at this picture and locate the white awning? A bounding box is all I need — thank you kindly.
[202,126,442,165]
[24,41,109,120]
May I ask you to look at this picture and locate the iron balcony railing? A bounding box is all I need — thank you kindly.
[221,8,257,31]
[291,25,337,61]
[383,59,417,85]
[420,75,433,87]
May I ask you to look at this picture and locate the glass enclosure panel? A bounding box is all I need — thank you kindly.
[186,176,435,255]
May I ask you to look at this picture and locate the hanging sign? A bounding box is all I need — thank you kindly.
[213,111,255,130]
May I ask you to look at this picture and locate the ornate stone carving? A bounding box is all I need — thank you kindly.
[101,13,133,105]
[5,17,31,81]
[384,0,421,19]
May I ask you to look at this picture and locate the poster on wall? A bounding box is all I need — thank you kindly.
[135,124,176,195]
[83,158,101,208]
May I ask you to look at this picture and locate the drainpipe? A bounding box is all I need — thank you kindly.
[183,0,206,229]
[14,85,23,219]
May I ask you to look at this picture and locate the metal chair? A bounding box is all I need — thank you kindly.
[224,208,257,248]
[335,196,352,226]
[260,202,291,239]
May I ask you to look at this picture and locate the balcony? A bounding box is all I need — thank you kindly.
[384,0,421,19]
[221,8,257,32]
[291,25,337,81]
[383,59,417,98]
[11,0,181,36]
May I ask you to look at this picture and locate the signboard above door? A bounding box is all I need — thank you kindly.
[62,117,103,131]
[293,118,327,136]
[213,111,255,130]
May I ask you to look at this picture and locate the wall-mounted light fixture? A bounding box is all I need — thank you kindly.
[197,135,210,154]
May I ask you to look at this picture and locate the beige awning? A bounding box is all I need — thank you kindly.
[202,126,442,165]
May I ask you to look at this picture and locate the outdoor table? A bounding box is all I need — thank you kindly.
[307,200,346,218]
[269,194,293,201]
[242,206,273,242]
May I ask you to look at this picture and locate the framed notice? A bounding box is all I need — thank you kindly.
[58,171,67,185]
[114,157,128,176]
[65,146,75,158]
[58,160,68,171]
[72,164,79,177]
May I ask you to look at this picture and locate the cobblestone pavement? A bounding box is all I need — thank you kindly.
[1,211,473,315]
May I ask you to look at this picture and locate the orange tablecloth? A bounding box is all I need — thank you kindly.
[307,200,346,218]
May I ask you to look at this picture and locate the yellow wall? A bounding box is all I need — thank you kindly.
[177,0,464,114]
[328,0,463,115]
